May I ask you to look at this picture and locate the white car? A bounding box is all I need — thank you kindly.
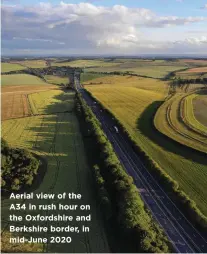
[114,126,119,133]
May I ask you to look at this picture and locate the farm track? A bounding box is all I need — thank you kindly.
[77,83,207,253]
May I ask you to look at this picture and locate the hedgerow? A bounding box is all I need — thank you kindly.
[75,92,172,253]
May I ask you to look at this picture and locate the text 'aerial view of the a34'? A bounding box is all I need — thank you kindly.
[1,0,207,253]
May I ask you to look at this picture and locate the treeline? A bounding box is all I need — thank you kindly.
[75,93,172,253]
[83,90,207,231]
[1,139,40,193]
[85,71,158,79]
[171,77,207,85]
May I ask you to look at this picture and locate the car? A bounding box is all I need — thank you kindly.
[114,126,119,133]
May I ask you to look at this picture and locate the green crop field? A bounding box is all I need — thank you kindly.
[81,73,108,83]
[85,76,207,216]
[1,90,109,253]
[1,63,26,73]
[44,75,69,85]
[1,74,48,86]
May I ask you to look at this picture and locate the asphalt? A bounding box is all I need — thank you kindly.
[75,79,207,253]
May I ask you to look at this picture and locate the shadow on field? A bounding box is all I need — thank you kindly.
[137,101,207,166]
[38,89,75,114]
[24,89,77,192]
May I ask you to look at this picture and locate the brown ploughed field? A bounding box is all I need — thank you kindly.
[1,85,58,120]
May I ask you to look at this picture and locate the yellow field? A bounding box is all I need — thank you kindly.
[85,76,207,216]
[155,93,207,153]
[83,75,169,94]
[29,90,74,115]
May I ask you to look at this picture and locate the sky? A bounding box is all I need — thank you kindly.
[1,0,207,56]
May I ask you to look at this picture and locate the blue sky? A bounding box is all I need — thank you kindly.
[2,0,207,55]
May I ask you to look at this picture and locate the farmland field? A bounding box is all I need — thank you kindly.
[1,63,26,73]
[85,76,207,216]
[1,85,58,120]
[83,75,169,94]
[52,58,192,78]
[86,64,187,79]
[178,59,207,67]
[12,60,47,68]
[52,59,119,68]
[1,74,48,86]
[193,90,207,128]
[1,89,109,253]
[44,75,69,85]
[176,66,207,79]
[154,92,207,153]
[80,73,108,83]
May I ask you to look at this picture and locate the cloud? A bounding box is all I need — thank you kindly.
[201,4,207,9]
[1,2,207,55]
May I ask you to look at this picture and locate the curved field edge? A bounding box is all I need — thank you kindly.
[84,87,207,229]
[154,94,207,153]
[183,93,207,135]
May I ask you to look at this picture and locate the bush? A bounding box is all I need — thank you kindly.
[1,138,40,193]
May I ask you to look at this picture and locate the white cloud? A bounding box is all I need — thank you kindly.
[201,4,207,9]
[1,2,207,55]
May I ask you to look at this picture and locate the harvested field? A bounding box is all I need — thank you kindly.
[2,90,109,253]
[193,90,207,128]
[1,85,58,120]
[86,76,207,216]
[1,74,48,86]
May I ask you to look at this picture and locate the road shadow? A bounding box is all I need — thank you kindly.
[136,101,207,166]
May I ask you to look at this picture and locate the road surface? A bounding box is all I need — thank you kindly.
[75,79,207,253]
